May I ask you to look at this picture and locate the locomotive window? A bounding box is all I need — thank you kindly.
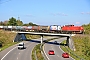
[65,25,74,27]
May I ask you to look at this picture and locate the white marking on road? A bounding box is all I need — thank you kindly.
[51,46,53,49]
[51,46,54,50]
[43,45,50,60]
[1,46,17,60]
[59,46,65,52]
[59,42,75,60]
[17,57,18,60]
[19,53,20,54]
[31,42,36,60]
[57,55,60,57]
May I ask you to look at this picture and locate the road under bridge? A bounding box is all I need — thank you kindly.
[13,32,75,50]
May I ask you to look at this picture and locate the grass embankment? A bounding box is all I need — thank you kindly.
[32,37,60,60]
[60,34,90,60]
[0,30,40,52]
[0,30,17,51]
[32,44,44,60]
[26,34,40,39]
[60,41,82,60]
[73,35,90,60]
[82,23,90,34]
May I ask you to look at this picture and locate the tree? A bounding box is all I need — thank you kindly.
[23,24,29,26]
[8,17,17,26]
[29,22,38,26]
[17,20,23,26]
[23,22,38,26]
[0,21,3,25]
[3,20,8,26]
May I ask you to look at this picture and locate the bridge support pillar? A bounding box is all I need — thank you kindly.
[13,33,27,42]
[41,35,43,45]
[66,36,70,47]
[66,36,75,51]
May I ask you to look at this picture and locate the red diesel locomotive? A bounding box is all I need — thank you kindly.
[61,25,84,34]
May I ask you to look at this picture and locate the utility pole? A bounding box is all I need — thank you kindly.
[18,16,20,20]
[17,16,20,26]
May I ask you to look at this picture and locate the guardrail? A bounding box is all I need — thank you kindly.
[40,43,48,60]
[63,45,85,60]
[40,38,60,60]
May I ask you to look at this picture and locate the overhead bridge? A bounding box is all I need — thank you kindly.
[13,32,75,50]
[18,32,71,36]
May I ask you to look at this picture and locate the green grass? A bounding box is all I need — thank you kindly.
[32,37,60,60]
[0,30,17,51]
[72,35,90,60]
[0,30,40,52]
[0,42,18,52]
[60,34,90,60]
[26,34,40,39]
[60,45,83,60]
[32,44,44,60]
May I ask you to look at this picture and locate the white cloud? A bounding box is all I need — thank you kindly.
[50,12,61,16]
[81,12,90,15]
[75,22,80,24]
[81,12,84,14]
[57,12,61,15]
[86,12,90,14]
[62,13,68,16]
[25,14,34,17]
[51,12,68,16]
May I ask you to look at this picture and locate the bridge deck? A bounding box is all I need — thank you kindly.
[17,32,73,37]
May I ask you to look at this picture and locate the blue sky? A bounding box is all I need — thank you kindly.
[0,0,90,26]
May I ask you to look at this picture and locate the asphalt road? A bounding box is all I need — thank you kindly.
[44,37,74,60]
[0,40,38,60]
[0,36,57,60]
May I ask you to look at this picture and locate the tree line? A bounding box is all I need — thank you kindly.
[0,17,38,26]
